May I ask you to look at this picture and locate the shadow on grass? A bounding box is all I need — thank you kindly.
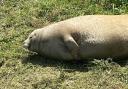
[21,54,93,72]
[112,58,128,66]
[22,54,128,72]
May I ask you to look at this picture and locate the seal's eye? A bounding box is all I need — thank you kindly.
[29,36,32,39]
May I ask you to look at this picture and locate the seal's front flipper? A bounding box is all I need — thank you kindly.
[63,35,79,60]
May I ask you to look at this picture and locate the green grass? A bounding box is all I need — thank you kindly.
[0,0,128,89]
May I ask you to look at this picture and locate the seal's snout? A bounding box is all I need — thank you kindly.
[23,40,29,49]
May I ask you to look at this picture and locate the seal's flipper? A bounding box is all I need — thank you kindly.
[63,35,79,60]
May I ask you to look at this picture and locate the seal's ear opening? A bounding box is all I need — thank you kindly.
[63,35,79,60]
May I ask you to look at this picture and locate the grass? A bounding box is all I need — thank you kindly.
[0,0,128,89]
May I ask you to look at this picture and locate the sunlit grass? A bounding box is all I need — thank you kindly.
[0,0,128,89]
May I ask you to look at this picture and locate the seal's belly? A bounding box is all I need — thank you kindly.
[79,38,128,58]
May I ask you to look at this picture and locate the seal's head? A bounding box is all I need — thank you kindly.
[23,27,75,60]
[23,30,39,52]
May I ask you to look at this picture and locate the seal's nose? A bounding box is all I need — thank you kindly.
[23,41,29,49]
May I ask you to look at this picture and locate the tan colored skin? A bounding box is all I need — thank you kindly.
[23,15,128,60]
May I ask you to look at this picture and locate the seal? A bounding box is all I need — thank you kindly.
[23,15,128,60]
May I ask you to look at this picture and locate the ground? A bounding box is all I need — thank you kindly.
[0,0,128,89]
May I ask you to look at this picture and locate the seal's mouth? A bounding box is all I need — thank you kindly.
[23,43,29,49]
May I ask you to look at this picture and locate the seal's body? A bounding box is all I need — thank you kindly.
[23,15,128,60]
